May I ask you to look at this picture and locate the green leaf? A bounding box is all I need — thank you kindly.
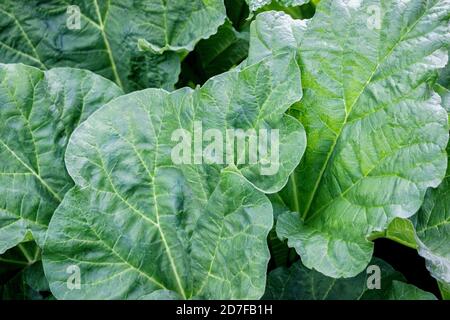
[0,241,38,282]
[411,81,450,285]
[42,54,306,299]
[139,290,183,300]
[0,63,122,254]
[0,0,227,92]
[246,11,307,66]
[225,0,250,30]
[0,241,51,300]
[373,281,437,300]
[384,218,418,249]
[1,260,50,300]
[438,49,450,89]
[246,0,309,13]
[179,20,250,85]
[263,257,437,300]
[438,281,450,300]
[413,146,450,284]
[267,195,297,267]
[271,0,449,278]
[434,84,450,126]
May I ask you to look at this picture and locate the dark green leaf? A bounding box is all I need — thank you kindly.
[0,0,227,92]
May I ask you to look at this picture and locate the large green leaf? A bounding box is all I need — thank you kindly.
[410,79,450,285]
[263,258,437,300]
[380,82,450,285]
[268,0,450,278]
[414,147,450,284]
[0,63,122,254]
[0,0,227,92]
[42,53,306,299]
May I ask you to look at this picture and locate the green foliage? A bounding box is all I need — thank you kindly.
[0,0,448,300]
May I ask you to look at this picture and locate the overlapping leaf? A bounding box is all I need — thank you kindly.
[257,0,450,278]
[178,20,249,86]
[0,0,227,92]
[400,74,450,286]
[413,146,450,284]
[0,63,122,253]
[42,53,306,299]
[0,241,52,300]
[438,281,450,299]
[1,261,50,300]
[263,258,436,300]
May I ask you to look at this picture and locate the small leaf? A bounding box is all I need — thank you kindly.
[384,218,418,249]
[438,281,450,300]
[1,261,50,300]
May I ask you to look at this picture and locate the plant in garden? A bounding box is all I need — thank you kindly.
[0,0,449,300]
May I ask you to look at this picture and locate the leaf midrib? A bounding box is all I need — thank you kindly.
[93,0,123,90]
[0,7,46,70]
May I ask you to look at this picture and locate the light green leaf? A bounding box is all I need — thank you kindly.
[413,147,450,284]
[263,257,437,300]
[43,54,306,299]
[434,84,450,126]
[246,11,307,66]
[0,0,227,92]
[271,0,449,278]
[384,218,417,249]
[0,63,122,253]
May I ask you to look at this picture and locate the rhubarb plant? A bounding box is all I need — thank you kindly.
[0,0,449,300]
